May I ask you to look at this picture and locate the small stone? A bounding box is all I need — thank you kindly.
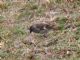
[0,57,1,60]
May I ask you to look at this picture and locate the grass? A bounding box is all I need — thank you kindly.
[0,0,80,60]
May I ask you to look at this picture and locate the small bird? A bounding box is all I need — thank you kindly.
[29,23,53,37]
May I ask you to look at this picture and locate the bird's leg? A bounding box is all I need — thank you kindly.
[43,33,48,38]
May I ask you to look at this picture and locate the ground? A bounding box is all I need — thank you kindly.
[0,0,80,60]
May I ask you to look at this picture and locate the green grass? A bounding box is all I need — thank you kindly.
[0,0,80,60]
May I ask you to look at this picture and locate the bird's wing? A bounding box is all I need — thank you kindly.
[43,26,46,30]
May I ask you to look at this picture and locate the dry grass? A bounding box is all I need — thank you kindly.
[0,0,80,60]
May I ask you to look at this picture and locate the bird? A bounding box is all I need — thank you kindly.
[29,22,53,37]
[28,16,60,37]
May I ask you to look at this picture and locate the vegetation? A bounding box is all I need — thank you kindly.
[0,0,80,60]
